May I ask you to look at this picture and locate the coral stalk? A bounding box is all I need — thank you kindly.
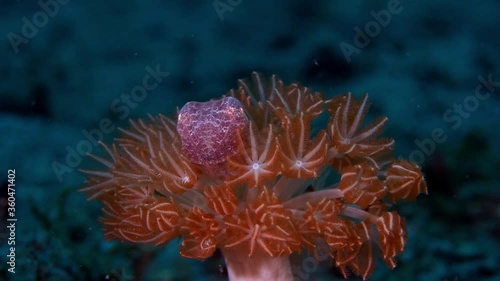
[223,250,293,281]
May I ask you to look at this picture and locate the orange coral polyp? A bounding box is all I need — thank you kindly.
[80,72,427,280]
[225,121,281,188]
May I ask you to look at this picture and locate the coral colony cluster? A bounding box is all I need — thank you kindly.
[80,73,427,280]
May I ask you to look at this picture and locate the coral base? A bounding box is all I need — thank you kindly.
[223,250,293,281]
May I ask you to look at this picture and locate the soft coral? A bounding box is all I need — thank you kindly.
[80,72,427,280]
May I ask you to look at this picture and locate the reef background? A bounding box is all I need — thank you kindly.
[0,1,499,280]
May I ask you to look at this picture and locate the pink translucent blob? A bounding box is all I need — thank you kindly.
[176,96,248,165]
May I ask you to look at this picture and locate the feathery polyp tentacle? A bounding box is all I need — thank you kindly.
[225,121,281,188]
[327,93,394,171]
[279,113,328,179]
